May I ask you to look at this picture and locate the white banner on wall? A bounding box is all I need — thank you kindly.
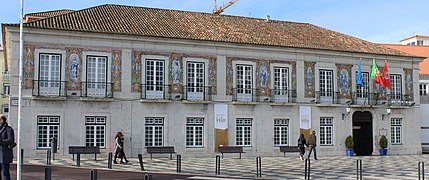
[300,106,311,129]
[214,103,228,130]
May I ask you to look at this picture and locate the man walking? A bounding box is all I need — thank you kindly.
[0,115,14,180]
[307,130,318,160]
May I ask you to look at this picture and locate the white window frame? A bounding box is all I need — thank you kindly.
[85,116,106,148]
[390,74,402,101]
[38,53,62,96]
[320,117,333,146]
[272,66,289,103]
[145,117,164,147]
[420,83,427,96]
[273,119,289,146]
[235,64,253,102]
[319,69,334,103]
[37,116,60,149]
[185,59,207,101]
[391,118,402,144]
[85,56,108,97]
[186,117,204,147]
[236,118,252,146]
[142,55,168,99]
[356,72,369,104]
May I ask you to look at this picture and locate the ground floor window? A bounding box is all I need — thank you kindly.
[37,116,60,149]
[186,117,204,147]
[391,118,402,144]
[85,116,106,148]
[236,118,252,146]
[274,119,289,146]
[145,117,164,147]
[320,117,333,145]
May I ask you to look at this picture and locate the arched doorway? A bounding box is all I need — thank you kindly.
[352,111,373,156]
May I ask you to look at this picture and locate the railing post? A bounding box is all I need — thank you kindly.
[44,167,51,180]
[90,169,97,180]
[46,149,51,165]
[215,155,221,175]
[418,161,425,180]
[176,154,182,173]
[357,159,362,180]
[108,152,113,169]
[138,154,145,171]
[256,156,262,177]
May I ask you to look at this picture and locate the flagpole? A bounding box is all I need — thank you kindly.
[17,0,24,179]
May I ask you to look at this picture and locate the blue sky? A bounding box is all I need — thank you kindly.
[1,0,428,44]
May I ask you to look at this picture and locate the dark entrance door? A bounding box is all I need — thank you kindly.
[352,111,373,156]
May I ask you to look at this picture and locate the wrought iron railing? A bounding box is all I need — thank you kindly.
[269,89,296,103]
[351,92,379,105]
[182,86,212,101]
[232,88,260,102]
[140,84,172,100]
[387,93,414,106]
[315,91,340,104]
[81,82,113,98]
[32,80,67,97]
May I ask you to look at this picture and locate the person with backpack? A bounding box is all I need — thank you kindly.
[0,115,15,180]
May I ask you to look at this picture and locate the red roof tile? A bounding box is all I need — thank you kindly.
[382,44,429,75]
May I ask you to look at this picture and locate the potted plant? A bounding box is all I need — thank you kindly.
[345,135,354,156]
[379,135,388,156]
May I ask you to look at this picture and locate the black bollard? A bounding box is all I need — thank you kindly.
[138,154,145,171]
[90,169,97,180]
[418,161,425,180]
[256,156,262,177]
[176,154,181,173]
[215,155,221,175]
[20,149,24,165]
[76,153,81,167]
[44,167,51,180]
[108,152,113,169]
[356,159,362,180]
[46,149,51,165]
[144,174,152,180]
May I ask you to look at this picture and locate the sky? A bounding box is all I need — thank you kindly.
[1,0,428,44]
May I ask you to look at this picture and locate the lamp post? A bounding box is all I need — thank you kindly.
[17,0,24,179]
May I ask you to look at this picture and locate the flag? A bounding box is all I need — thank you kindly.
[370,59,384,86]
[383,60,391,89]
[356,60,363,87]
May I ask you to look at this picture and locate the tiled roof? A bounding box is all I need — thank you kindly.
[25,9,75,18]
[382,44,429,75]
[5,4,414,57]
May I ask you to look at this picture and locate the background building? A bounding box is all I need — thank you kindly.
[2,4,424,158]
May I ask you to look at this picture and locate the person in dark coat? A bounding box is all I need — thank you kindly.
[307,130,318,160]
[0,115,15,180]
[298,133,307,160]
[113,132,129,164]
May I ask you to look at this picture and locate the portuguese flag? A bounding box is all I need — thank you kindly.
[370,59,384,86]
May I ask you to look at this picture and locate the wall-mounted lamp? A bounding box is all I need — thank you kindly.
[263,97,271,102]
[382,107,391,121]
[342,106,351,120]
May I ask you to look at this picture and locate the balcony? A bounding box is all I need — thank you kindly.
[81,82,113,98]
[315,91,340,104]
[232,88,260,102]
[269,89,296,103]
[351,92,379,105]
[182,86,212,101]
[2,72,9,82]
[387,93,414,106]
[32,80,67,97]
[140,84,172,100]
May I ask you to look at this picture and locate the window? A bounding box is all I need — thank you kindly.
[236,65,253,101]
[390,74,402,100]
[37,116,60,149]
[236,118,252,146]
[1,106,8,118]
[145,59,165,99]
[145,117,164,147]
[86,56,107,97]
[186,117,204,147]
[273,67,289,102]
[319,69,333,103]
[39,53,61,96]
[85,116,106,148]
[274,119,289,146]
[186,62,205,100]
[420,84,427,96]
[417,40,424,45]
[391,118,402,144]
[320,117,333,145]
[356,72,369,98]
[2,83,9,97]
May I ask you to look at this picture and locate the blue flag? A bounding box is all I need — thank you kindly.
[356,61,364,87]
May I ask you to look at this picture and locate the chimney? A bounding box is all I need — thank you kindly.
[266,15,270,21]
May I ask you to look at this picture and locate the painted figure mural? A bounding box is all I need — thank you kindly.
[260,64,267,89]
[339,69,349,95]
[172,57,181,85]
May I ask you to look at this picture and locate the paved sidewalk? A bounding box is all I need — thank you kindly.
[22,154,429,179]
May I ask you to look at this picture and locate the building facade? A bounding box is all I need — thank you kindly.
[2,4,423,158]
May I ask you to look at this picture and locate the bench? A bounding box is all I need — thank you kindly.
[218,146,245,159]
[279,146,300,158]
[423,147,429,154]
[146,146,176,160]
[68,146,100,161]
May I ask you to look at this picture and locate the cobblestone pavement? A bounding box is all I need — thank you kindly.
[22,154,429,179]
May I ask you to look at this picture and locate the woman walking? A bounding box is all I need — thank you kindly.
[298,133,307,160]
[114,132,130,164]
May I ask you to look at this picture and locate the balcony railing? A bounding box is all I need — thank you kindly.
[2,72,9,82]
[182,86,212,101]
[351,92,379,105]
[232,88,260,102]
[387,93,414,106]
[269,89,296,103]
[81,82,113,98]
[315,91,340,104]
[140,84,172,100]
[32,80,67,97]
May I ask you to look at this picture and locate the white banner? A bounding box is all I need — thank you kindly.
[214,103,228,130]
[300,106,311,129]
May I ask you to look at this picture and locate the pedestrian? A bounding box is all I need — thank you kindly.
[307,130,318,160]
[0,115,15,180]
[298,133,307,160]
[113,132,129,164]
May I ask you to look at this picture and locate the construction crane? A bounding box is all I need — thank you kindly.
[213,0,239,15]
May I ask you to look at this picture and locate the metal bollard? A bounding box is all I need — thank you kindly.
[256,156,262,177]
[108,152,113,169]
[356,159,362,180]
[20,149,24,165]
[418,161,425,180]
[44,167,51,180]
[215,155,221,175]
[144,174,152,180]
[76,153,81,167]
[46,149,51,165]
[90,169,97,180]
[51,137,57,161]
[138,154,145,171]
[176,154,182,173]
[305,158,311,180]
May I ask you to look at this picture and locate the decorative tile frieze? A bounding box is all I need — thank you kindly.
[111,50,122,92]
[66,47,82,91]
[24,45,35,89]
[404,68,413,101]
[336,64,352,99]
[131,51,142,92]
[209,57,217,96]
[305,62,316,98]
[226,57,233,96]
